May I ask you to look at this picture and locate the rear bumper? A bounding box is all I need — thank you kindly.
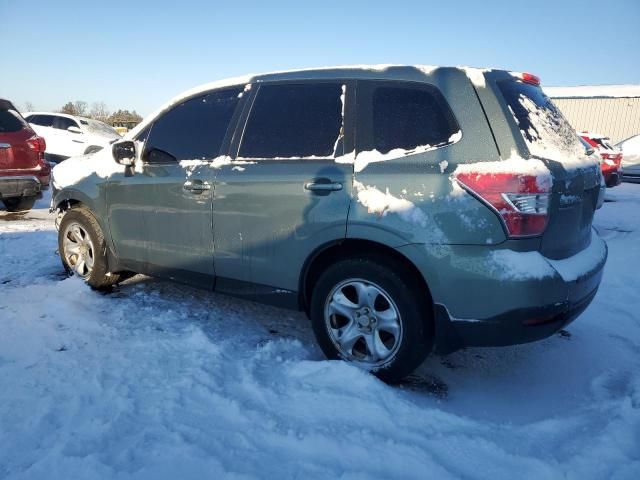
[397,231,608,354]
[0,175,41,199]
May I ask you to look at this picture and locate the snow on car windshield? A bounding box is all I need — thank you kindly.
[86,119,120,138]
[498,80,587,164]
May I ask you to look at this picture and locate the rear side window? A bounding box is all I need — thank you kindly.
[28,115,55,127]
[498,80,583,159]
[239,83,343,158]
[370,85,459,153]
[0,109,27,133]
[145,87,242,163]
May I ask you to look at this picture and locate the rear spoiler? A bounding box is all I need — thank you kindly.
[0,99,17,111]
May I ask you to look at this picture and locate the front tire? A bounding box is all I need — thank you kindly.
[58,207,122,289]
[310,257,432,383]
[2,196,37,212]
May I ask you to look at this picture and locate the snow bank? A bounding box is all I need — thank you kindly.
[2,184,640,478]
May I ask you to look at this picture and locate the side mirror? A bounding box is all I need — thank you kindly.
[67,126,82,134]
[112,140,136,166]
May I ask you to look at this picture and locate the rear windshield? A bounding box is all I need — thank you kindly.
[0,109,28,133]
[85,119,120,138]
[498,80,583,160]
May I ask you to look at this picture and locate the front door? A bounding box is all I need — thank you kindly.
[107,86,244,284]
[212,81,354,296]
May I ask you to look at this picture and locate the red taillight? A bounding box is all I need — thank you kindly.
[521,72,540,85]
[26,135,46,152]
[455,171,551,238]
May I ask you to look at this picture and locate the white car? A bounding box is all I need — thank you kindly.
[24,112,121,163]
[616,134,640,183]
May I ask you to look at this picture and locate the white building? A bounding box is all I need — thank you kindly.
[545,85,640,144]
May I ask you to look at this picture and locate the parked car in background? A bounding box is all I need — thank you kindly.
[580,132,622,187]
[0,99,50,212]
[616,134,640,183]
[51,66,607,382]
[24,112,121,163]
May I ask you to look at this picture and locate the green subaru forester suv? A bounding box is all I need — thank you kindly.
[51,66,607,382]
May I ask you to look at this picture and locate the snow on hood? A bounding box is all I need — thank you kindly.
[52,149,124,189]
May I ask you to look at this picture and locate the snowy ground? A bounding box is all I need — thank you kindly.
[0,186,639,480]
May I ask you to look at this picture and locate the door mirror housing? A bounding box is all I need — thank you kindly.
[112,140,136,166]
[67,126,82,134]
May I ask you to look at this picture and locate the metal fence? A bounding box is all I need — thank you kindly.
[551,97,640,144]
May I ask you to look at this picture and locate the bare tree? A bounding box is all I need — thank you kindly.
[89,101,110,122]
[24,101,35,112]
[73,101,88,117]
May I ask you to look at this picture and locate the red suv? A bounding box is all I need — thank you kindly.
[0,99,50,211]
[580,132,622,187]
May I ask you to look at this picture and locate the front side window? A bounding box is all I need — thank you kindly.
[54,117,79,130]
[369,83,459,154]
[145,87,242,163]
[239,83,344,158]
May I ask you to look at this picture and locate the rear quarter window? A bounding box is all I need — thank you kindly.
[357,81,460,154]
[0,109,28,133]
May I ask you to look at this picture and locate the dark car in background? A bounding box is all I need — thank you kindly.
[0,99,50,212]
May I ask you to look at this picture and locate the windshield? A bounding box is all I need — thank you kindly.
[498,80,584,161]
[85,119,120,138]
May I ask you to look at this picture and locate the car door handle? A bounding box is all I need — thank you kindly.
[72,139,85,143]
[183,179,211,193]
[304,181,343,192]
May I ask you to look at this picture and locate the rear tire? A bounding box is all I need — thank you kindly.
[2,196,37,212]
[58,207,123,290]
[310,257,432,383]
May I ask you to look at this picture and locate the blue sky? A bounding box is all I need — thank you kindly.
[2,0,639,116]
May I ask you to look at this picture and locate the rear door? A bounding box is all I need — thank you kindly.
[106,87,243,283]
[211,81,354,296]
[494,77,601,259]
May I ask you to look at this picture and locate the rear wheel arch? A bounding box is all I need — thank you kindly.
[300,238,434,321]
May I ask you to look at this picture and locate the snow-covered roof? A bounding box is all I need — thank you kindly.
[544,84,640,98]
